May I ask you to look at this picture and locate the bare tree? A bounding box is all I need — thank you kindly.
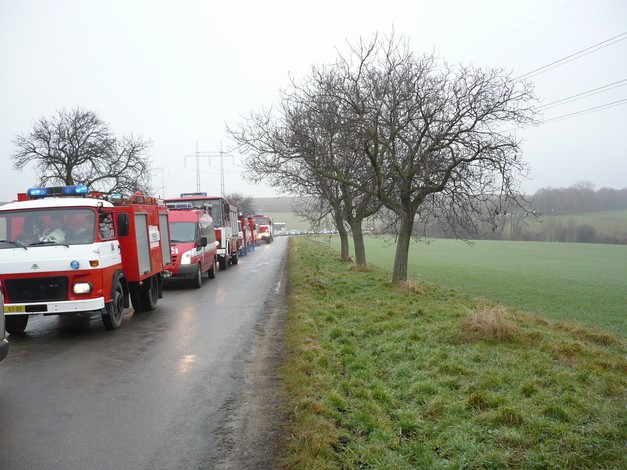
[320,34,538,283]
[224,192,256,215]
[230,32,537,283]
[229,70,382,266]
[12,107,153,195]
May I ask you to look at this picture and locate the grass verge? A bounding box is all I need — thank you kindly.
[281,237,626,469]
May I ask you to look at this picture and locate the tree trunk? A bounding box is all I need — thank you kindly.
[348,218,367,266]
[334,213,350,261]
[391,213,415,285]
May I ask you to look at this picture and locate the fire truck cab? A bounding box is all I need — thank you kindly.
[0,185,173,333]
[166,205,217,287]
[165,193,239,271]
[251,215,274,243]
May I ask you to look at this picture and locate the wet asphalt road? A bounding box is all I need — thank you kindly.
[0,237,287,470]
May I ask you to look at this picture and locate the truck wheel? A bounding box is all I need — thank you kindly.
[191,264,202,289]
[102,281,124,330]
[139,276,158,311]
[207,260,216,279]
[231,252,238,265]
[219,256,228,271]
[130,286,142,311]
[5,315,29,335]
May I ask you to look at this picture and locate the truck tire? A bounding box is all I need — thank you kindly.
[5,315,29,335]
[207,260,216,279]
[191,264,202,289]
[130,286,142,312]
[139,276,159,311]
[231,252,238,265]
[219,255,228,271]
[102,281,124,330]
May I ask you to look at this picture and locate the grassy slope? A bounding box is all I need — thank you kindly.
[329,237,627,338]
[283,237,627,469]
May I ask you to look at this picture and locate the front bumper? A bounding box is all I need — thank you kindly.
[169,264,197,280]
[3,297,106,315]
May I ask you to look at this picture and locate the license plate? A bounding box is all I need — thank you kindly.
[5,305,25,313]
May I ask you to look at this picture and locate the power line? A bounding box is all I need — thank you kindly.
[458,0,578,61]
[538,78,627,110]
[542,97,627,124]
[417,0,477,40]
[515,32,627,80]
[503,97,627,132]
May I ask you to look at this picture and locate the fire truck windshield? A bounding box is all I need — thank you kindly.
[0,208,96,247]
[254,216,272,226]
[170,222,197,243]
[166,198,224,226]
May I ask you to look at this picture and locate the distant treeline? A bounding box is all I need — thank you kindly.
[416,183,627,244]
[531,182,627,215]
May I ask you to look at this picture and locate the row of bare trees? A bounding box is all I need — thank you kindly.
[532,182,627,214]
[229,33,538,284]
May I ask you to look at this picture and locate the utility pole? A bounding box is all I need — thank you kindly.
[183,141,234,195]
[151,166,168,196]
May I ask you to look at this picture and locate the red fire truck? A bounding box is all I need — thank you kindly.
[247,216,259,251]
[251,215,274,243]
[1,281,8,361]
[0,185,173,333]
[237,215,249,256]
[165,193,239,271]
[166,205,217,287]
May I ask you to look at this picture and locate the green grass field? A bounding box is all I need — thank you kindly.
[327,237,626,337]
[282,237,627,468]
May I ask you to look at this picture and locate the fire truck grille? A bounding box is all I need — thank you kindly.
[5,277,69,302]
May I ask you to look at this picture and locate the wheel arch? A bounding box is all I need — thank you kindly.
[111,270,129,308]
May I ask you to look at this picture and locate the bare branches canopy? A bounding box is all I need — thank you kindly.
[230,32,539,283]
[12,107,153,195]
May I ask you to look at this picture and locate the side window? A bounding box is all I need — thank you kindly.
[99,213,115,239]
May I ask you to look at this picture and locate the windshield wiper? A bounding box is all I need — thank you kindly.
[0,239,28,250]
[29,240,70,248]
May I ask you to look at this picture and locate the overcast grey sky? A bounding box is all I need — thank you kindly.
[1,0,625,201]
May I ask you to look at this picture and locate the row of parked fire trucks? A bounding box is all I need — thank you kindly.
[0,186,274,337]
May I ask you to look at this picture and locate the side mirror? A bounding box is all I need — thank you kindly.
[117,213,129,237]
[198,236,208,248]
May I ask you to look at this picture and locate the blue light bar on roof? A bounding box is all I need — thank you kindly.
[180,192,207,197]
[26,185,90,199]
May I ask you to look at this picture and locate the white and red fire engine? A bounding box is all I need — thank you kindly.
[0,185,173,334]
[251,215,274,243]
[166,204,217,287]
[1,280,8,361]
[165,193,239,271]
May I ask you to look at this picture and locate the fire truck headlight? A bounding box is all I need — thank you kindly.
[181,251,192,265]
[70,260,80,269]
[73,282,93,294]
